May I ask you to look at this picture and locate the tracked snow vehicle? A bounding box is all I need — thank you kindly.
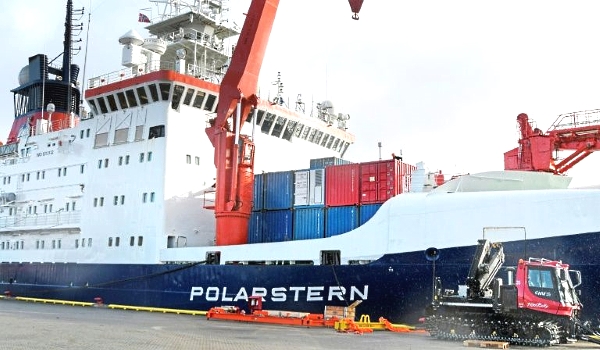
[425,239,585,346]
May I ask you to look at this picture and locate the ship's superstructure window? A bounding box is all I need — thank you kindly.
[82,238,86,247]
[108,237,113,247]
[149,125,165,138]
[137,86,149,105]
[148,84,159,102]
[192,91,205,108]
[125,155,130,164]
[139,153,145,162]
[130,236,135,246]
[183,88,195,105]
[98,159,102,169]
[159,83,171,100]
[321,250,341,265]
[100,197,104,206]
[206,251,221,265]
[118,156,123,165]
[172,84,185,109]
[125,89,138,107]
[113,196,118,205]
[120,195,125,205]
[88,238,92,247]
[80,164,85,174]
[107,94,118,111]
[204,94,217,111]
[261,113,274,133]
[88,99,98,115]
[138,236,143,246]
[3,176,10,184]
[142,193,147,203]
[104,158,109,168]
[150,192,155,202]
[117,92,128,109]
[272,117,286,137]
[282,121,296,141]
[195,156,199,165]
[115,237,120,247]
[186,155,191,164]
[86,129,90,138]
[75,239,79,248]
[97,97,108,114]
[94,198,98,207]
[147,152,153,161]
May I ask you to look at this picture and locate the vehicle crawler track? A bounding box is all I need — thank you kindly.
[425,313,562,347]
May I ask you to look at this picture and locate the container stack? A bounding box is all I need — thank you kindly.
[248,157,416,243]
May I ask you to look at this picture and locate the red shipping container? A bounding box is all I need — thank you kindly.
[325,163,360,206]
[360,159,409,204]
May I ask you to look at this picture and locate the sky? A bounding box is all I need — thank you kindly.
[2,0,600,187]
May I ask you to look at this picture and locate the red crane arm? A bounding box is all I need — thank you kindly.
[205,0,279,246]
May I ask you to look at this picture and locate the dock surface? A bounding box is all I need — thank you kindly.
[1,299,599,350]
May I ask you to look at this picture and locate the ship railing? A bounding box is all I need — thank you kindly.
[88,59,226,88]
[0,211,81,229]
[548,108,600,132]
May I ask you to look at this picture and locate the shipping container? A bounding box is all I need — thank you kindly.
[247,211,264,243]
[325,163,360,206]
[293,170,309,206]
[263,209,293,242]
[264,171,294,210]
[310,157,352,169]
[359,203,383,226]
[326,205,358,237]
[252,173,265,211]
[293,207,325,240]
[359,159,409,204]
[294,168,325,207]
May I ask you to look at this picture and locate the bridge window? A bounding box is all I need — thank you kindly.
[148,84,159,102]
[116,92,128,109]
[271,117,286,137]
[282,121,296,141]
[320,134,330,147]
[261,113,275,133]
[183,88,195,105]
[97,97,108,114]
[107,94,118,111]
[172,85,185,110]
[159,83,171,101]
[125,89,138,107]
[204,94,217,111]
[137,86,149,105]
[192,91,205,108]
[88,99,98,115]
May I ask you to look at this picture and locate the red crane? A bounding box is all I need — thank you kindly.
[206,1,364,246]
[504,110,600,174]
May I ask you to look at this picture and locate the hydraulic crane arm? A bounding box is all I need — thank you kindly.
[206,1,364,246]
[465,239,505,298]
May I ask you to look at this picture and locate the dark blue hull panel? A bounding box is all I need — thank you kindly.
[2,232,600,323]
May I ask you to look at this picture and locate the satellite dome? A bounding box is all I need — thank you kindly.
[118,29,144,46]
[18,65,30,85]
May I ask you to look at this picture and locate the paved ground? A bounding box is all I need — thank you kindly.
[1,298,600,350]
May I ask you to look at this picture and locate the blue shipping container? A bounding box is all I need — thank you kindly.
[326,205,358,237]
[359,203,383,226]
[248,211,263,243]
[264,171,294,210]
[252,173,265,211]
[263,209,293,242]
[293,207,325,240]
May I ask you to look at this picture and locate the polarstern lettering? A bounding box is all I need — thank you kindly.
[189,285,368,302]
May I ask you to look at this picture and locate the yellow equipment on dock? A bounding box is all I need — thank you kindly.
[334,315,425,334]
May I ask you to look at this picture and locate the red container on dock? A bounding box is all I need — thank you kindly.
[325,163,360,206]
